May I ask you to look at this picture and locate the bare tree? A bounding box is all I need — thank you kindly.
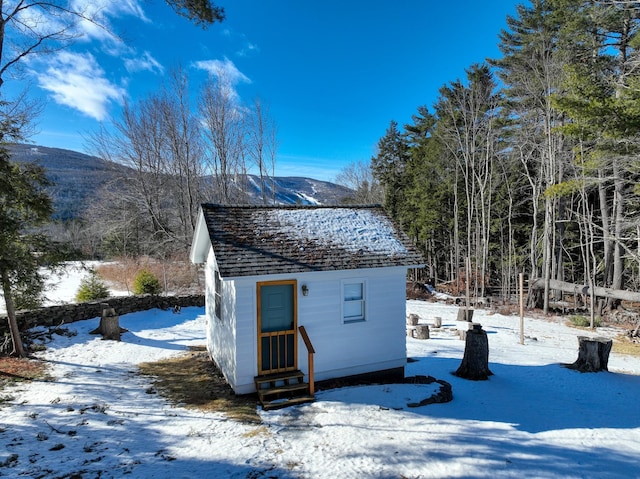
[158,68,205,247]
[335,160,383,205]
[199,73,247,204]
[247,97,278,204]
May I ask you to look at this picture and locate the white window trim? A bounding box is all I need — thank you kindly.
[341,278,367,324]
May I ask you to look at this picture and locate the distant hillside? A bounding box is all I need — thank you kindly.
[7,144,128,221]
[7,144,354,220]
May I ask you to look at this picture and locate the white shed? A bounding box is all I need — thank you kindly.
[189,204,424,407]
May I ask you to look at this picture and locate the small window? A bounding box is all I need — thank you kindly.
[343,280,365,323]
[214,269,222,320]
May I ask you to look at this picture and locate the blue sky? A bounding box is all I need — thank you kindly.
[11,1,520,182]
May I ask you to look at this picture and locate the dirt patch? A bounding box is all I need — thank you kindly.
[406,281,432,301]
[0,356,50,402]
[138,346,260,424]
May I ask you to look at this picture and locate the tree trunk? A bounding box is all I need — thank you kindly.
[90,307,127,341]
[1,268,25,357]
[456,308,474,322]
[567,336,612,372]
[415,324,430,339]
[530,278,640,303]
[453,324,493,380]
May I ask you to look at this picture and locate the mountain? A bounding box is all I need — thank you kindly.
[7,144,128,221]
[6,144,354,220]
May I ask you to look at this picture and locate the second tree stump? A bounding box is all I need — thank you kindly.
[453,323,493,380]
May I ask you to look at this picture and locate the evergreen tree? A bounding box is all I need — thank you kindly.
[0,142,54,357]
[370,120,410,221]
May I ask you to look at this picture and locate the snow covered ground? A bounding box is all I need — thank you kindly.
[0,262,129,315]
[1,277,640,477]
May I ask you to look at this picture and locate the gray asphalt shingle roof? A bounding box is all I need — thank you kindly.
[200,204,424,278]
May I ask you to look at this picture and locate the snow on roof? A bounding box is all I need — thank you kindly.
[270,208,408,255]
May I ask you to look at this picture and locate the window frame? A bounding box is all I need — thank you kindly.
[341,278,367,324]
[214,268,223,321]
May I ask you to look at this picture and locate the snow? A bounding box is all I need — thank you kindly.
[2,271,640,477]
[0,262,129,315]
[271,208,408,255]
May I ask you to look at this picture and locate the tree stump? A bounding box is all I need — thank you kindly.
[90,307,127,341]
[567,336,612,372]
[453,324,493,380]
[407,313,419,326]
[456,308,474,322]
[415,324,430,339]
[433,317,442,328]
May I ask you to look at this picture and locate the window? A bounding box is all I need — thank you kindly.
[343,280,365,323]
[214,269,222,320]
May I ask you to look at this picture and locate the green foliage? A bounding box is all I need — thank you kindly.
[569,315,603,328]
[164,0,225,28]
[544,179,584,199]
[75,271,110,302]
[133,269,162,295]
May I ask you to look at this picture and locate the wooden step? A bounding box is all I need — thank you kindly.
[261,395,315,411]
[255,371,304,390]
[257,382,309,400]
[254,370,314,410]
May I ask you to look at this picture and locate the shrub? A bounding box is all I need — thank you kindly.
[569,315,603,328]
[76,271,110,302]
[133,269,162,295]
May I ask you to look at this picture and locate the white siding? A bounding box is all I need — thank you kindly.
[296,267,407,382]
[205,260,409,394]
[205,248,238,391]
[231,267,409,393]
[231,279,258,394]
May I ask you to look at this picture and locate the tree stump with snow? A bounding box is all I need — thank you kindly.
[433,317,442,328]
[90,307,127,341]
[456,308,474,322]
[407,313,419,326]
[567,336,612,372]
[415,324,430,339]
[453,323,493,380]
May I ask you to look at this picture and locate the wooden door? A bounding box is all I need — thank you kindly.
[257,280,297,374]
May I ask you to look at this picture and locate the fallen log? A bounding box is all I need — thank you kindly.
[530,278,640,303]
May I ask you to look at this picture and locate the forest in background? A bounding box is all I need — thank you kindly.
[365,0,640,316]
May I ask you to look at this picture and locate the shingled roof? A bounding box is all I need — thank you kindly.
[191,204,424,278]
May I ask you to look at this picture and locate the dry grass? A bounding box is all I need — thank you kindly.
[96,256,203,295]
[613,337,640,358]
[138,346,260,424]
[0,357,50,404]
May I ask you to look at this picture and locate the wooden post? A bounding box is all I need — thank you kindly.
[298,326,315,396]
[519,272,524,345]
[453,323,493,380]
[465,256,471,321]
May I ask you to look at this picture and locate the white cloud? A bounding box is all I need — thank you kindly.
[237,42,259,57]
[124,51,164,74]
[194,58,251,86]
[37,51,125,121]
[69,0,149,44]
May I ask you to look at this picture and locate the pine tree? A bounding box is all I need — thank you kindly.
[0,144,53,356]
[370,120,410,221]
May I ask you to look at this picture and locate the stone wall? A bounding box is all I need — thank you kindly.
[0,295,205,335]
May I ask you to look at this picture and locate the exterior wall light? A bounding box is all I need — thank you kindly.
[301,284,309,296]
